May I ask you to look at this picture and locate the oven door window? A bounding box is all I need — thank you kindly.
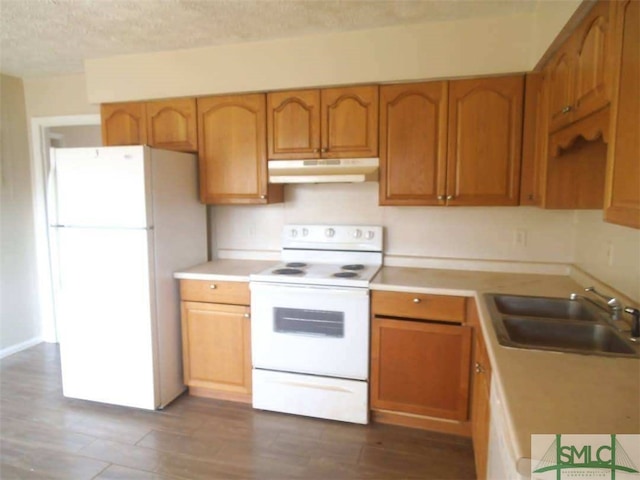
[274,307,344,338]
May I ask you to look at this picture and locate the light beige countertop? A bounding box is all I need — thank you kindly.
[372,266,640,475]
[174,259,276,282]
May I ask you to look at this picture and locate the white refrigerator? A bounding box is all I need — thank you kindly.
[49,146,207,410]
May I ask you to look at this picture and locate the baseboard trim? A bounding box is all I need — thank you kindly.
[0,337,43,360]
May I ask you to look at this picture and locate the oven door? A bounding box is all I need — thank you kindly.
[250,282,369,380]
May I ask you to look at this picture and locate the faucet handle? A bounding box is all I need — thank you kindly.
[585,286,622,309]
[624,307,640,339]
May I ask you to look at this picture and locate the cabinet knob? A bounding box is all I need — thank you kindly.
[243,313,250,318]
[413,298,421,304]
[446,195,454,200]
[475,362,484,374]
[260,195,266,199]
[320,147,328,153]
[561,105,573,114]
[437,195,445,200]
[209,284,217,290]
[313,148,320,153]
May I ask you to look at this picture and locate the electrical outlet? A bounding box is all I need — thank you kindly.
[606,241,614,267]
[514,228,528,247]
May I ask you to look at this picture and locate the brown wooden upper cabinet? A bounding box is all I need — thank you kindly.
[447,75,524,206]
[604,0,639,229]
[197,93,283,205]
[101,98,197,152]
[145,98,198,152]
[101,102,147,146]
[546,0,615,133]
[379,81,448,206]
[267,85,378,160]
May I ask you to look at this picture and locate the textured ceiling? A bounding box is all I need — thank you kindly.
[0,0,537,78]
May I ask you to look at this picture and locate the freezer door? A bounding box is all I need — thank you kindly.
[50,146,151,228]
[54,226,158,409]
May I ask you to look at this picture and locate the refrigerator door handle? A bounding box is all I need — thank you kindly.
[50,224,153,231]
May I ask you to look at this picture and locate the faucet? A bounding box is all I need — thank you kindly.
[624,307,640,340]
[584,286,623,321]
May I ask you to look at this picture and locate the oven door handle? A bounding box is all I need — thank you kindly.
[250,282,369,297]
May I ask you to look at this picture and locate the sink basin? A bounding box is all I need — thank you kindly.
[493,294,598,320]
[502,317,637,355]
[485,293,639,358]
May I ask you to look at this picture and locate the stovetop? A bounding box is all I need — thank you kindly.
[250,260,382,288]
[249,224,384,288]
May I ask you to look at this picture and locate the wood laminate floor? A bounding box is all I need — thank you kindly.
[0,343,476,479]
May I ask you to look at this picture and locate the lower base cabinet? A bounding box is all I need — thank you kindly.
[471,324,492,480]
[370,291,472,435]
[179,279,252,402]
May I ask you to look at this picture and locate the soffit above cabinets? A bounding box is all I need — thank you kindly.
[1,0,538,78]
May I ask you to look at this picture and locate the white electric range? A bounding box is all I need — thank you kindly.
[249,224,383,424]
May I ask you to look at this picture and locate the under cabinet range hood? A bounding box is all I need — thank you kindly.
[268,158,379,184]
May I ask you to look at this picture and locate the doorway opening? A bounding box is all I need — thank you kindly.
[30,115,101,343]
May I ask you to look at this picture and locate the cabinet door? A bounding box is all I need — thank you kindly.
[520,73,547,206]
[267,89,320,159]
[370,318,472,421]
[197,94,282,205]
[101,102,147,146]
[379,82,448,206]
[546,41,576,132]
[471,330,492,480]
[146,98,197,152]
[447,75,524,206]
[321,86,378,158]
[573,0,614,122]
[604,0,640,228]
[181,301,251,395]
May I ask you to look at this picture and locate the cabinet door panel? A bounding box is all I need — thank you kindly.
[605,0,640,228]
[321,86,378,158]
[146,98,197,152]
[573,0,613,121]
[547,44,575,132]
[447,75,524,206]
[371,318,472,421]
[471,331,492,480]
[379,82,448,205]
[181,302,251,394]
[197,94,269,204]
[267,90,320,159]
[101,102,147,146]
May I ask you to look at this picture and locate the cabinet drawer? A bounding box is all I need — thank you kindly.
[372,291,466,323]
[180,279,249,305]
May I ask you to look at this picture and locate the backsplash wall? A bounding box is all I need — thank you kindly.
[211,183,576,269]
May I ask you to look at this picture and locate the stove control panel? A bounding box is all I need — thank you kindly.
[283,225,383,252]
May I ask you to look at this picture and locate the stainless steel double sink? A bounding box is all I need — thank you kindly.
[484,293,640,358]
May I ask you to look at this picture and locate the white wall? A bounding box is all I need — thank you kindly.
[212,183,576,272]
[573,211,640,303]
[0,74,42,354]
[23,73,98,118]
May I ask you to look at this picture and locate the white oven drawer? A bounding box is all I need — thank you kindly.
[253,369,368,424]
[250,282,369,380]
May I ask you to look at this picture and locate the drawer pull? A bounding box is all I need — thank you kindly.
[413,298,421,304]
[209,284,217,290]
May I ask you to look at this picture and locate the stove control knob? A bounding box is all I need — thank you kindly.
[365,230,375,240]
[302,228,309,237]
[290,229,298,238]
[353,229,362,239]
[325,228,335,238]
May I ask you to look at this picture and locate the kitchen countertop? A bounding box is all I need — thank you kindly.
[173,259,276,282]
[372,266,640,475]
[174,260,640,475]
